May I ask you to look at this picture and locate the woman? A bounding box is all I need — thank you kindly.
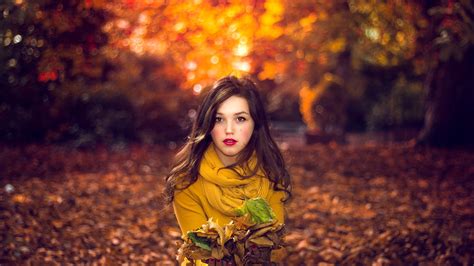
[165,75,291,265]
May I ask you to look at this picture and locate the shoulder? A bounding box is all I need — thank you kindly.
[174,176,205,201]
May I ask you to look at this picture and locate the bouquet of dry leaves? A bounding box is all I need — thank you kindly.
[177,198,286,265]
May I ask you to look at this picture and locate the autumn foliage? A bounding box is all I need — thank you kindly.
[1,0,440,144]
[1,142,473,264]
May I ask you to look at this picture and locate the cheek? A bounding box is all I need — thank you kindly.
[239,124,254,139]
[210,126,221,139]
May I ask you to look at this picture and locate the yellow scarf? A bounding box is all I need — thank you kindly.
[199,143,271,217]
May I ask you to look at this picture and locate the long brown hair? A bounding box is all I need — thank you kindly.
[164,75,291,203]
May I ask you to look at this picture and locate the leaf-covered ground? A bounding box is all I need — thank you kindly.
[1,142,473,265]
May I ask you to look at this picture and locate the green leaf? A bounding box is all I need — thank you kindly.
[187,232,212,251]
[236,197,275,224]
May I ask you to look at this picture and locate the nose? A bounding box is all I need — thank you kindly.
[225,121,234,134]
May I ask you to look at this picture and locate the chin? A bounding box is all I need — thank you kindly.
[218,146,243,156]
[220,149,241,157]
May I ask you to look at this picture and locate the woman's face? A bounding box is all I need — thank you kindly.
[211,95,255,166]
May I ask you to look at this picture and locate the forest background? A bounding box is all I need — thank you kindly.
[2,0,473,147]
[1,0,473,264]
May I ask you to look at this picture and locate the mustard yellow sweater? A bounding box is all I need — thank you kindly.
[173,144,287,265]
[173,176,286,236]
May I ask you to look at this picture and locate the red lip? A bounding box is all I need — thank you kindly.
[223,138,238,146]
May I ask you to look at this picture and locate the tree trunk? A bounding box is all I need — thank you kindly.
[417,46,474,147]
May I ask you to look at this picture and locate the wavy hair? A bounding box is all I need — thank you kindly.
[164,75,291,203]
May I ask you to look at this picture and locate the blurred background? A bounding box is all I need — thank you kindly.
[2,0,473,148]
[1,0,474,264]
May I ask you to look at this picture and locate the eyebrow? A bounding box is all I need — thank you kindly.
[216,111,249,116]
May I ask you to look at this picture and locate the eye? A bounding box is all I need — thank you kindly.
[215,117,223,122]
[237,116,247,122]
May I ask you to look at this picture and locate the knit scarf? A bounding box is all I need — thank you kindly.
[199,143,271,217]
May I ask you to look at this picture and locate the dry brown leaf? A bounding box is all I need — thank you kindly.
[248,236,274,247]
